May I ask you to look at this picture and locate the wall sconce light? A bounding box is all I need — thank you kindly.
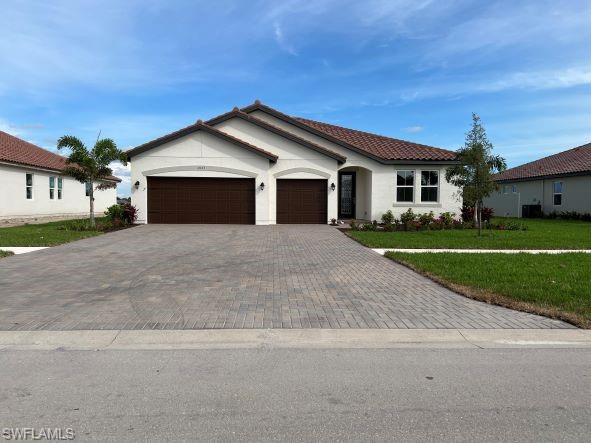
[134,180,140,189]
[330,182,336,191]
[259,182,265,191]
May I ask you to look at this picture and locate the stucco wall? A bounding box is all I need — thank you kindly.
[485,175,591,217]
[0,163,117,219]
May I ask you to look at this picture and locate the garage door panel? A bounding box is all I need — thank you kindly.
[276,179,327,224]
[147,177,255,224]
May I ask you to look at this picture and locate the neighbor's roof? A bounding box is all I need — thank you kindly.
[241,101,457,163]
[494,143,591,182]
[0,130,121,182]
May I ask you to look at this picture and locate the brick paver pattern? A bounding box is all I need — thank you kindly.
[0,225,572,330]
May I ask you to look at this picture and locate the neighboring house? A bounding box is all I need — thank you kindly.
[127,101,461,224]
[485,143,591,217]
[0,131,120,221]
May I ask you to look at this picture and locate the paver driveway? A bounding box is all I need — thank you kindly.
[0,225,571,330]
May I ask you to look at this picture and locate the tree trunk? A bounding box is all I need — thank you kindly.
[473,203,478,227]
[477,200,483,237]
[89,182,95,227]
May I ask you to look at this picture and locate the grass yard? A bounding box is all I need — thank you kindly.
[349,218,591,249]
[0,218,104,247]
[387,252,591,328]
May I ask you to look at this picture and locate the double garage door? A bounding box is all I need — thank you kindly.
[147,177,326,224]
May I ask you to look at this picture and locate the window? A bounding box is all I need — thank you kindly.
[421,170,438,202]
[57,177,63,199]
[396,170,414,202]
[85,181,92,197]
[553,181,563,206]
[503,185,509,194]
[25,173,33,199]
[512,184,517,194]
[49,176,55,199]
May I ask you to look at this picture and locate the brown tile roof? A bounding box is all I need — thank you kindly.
[126,121,278,162]
[0,130,121,182]
[494,143,591,182]
[241,101,457,163]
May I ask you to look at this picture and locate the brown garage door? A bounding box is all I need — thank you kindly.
[147,177,255,224]
[276,179,327,224]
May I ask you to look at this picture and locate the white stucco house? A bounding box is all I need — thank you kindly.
[127,101,461,224]
[0,131,120,222]
[485,143,591,217]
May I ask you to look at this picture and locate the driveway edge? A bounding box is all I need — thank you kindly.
[1,329,590,351]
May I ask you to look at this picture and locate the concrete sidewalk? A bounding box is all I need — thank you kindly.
[0,246,49,254]
[1,329,590,351]
[373,248,591,254]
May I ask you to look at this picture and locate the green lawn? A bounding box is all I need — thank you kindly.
[349,218,591,249]
[0,219,104,247]
[386,252,591,328]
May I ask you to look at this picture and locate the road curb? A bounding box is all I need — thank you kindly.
[0,329,590,351]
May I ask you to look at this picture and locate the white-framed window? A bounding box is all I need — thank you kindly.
[420,170,439,202]
[512,184,517,194]
[25,173,33,199]
[553,181,563,206]
[57,177,63,199]
[85,181,92,197]
[396,170,414,202]
[502,185,509,194]
[49,176,56,200]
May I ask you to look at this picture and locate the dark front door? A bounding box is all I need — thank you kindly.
[276,179,327,224]
[338,171,356,219]
[147,177,255,224]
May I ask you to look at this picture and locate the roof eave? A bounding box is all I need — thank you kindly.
[495,170,591,183]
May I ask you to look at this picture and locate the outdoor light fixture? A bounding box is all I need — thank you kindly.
[134,180,140,189]
[260,182,265,191]
[330,182,336,191]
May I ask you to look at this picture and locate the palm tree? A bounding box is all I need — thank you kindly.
[57,135,127,227]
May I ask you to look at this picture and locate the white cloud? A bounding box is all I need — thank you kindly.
[404,125,424,133]
[273,22,298,55]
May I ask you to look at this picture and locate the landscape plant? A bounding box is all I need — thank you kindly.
[445,114,506,235]
[57,135,127,227]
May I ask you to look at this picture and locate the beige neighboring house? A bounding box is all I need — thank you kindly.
[0,131,120,223]
[485,143,591,217]
[127,101,462,225]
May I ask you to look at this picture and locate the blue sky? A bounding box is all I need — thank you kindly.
[1,0,590,196]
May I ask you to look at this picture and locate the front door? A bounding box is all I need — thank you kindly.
[338,171,356,219]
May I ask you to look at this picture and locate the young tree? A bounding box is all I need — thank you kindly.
[57,135,127,227]
[445,113,506,236]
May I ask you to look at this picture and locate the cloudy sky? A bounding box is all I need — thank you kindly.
[1,0,590,196]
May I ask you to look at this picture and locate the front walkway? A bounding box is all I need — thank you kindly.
[0,225,572,330]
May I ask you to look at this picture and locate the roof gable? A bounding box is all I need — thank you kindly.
[495,143,591,182]
[206,109,346,163]
[126,121,278,162]
[0,131,121,182]
[241,101,457,163]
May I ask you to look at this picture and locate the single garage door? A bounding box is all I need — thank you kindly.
[276,179,327,224]
[147,177,255,224]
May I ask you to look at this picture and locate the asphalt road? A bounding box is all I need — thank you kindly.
[1,348,590,442]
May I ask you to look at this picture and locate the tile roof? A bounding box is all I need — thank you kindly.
[293,116,457,161]
[0,130,121,181]
[494,143,591,182]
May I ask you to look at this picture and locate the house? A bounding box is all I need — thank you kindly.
[0,131,120,222]
[127,101,461,224]
[485,143,591,217]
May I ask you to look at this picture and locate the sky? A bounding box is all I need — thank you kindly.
[1,0,590,197]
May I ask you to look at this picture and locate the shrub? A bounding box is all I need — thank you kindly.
[350,220,358,231]
[489,220,528,231]
[438,212,455,229]
[105,203,138,225]
[58,219,96,232]
[481,207,494,222]
[418,211,435,228]
[461,206,474,222]
[381,210,395,225]
[400,208,416,230]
